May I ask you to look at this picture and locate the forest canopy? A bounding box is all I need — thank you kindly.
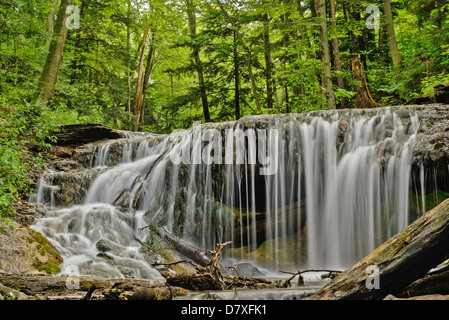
[0,0,448,219]
[1,0,448,132]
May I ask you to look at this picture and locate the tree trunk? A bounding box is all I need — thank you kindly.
[138,38,157,126]
[383,0,401,68]
[126,0,132,113]
[186,0,211,122]
[133,26,150,131]
[349,56,374,108]
[70,2,84,85]
[150,223,212,267]
[312,198,449,300]
[233,29,241,120]
[34,0,73,106]
[314,0,336,110]
[329,0,346,109]
[46,0,60,47]
[215,0,262,112]
[283,0,305,97]
[262,14,280,111]
[344,3,376,109]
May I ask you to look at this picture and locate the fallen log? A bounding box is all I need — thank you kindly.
[50,123,122,147]
[149,223,211,267]
[312,198,449,300]
[160,271,222,291]
[396,269,449,298]
[0,272,185,300]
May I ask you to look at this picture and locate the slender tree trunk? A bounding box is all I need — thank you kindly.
[262,15,280,111]
[329,0,346,109]
[126,0,132,113]
[70,2,84,85]
[139,36,157,126]
[215,0,262,112]
[263,18,273,109]
[344,2,376,109]
[186,0,211,122]
[34,0,73,106]
[133,26,150,131]
[314,0,336,110]
[233,29,240,120]
[282,0,304,98]
[46,0,60,47]
[383,0,401,68]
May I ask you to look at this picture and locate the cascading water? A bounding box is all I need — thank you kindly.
[30,107,425,279]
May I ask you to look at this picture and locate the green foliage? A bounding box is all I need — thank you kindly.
[0,102,59,229]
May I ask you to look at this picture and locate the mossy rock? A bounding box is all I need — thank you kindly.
[0,221,63,275]
[28,228,63,274]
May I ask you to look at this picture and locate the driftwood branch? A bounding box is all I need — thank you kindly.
[151,259,196,268]
[277,269,342,288]
[82,284,96,300]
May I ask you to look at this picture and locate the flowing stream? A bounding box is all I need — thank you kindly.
[30,107,427,280]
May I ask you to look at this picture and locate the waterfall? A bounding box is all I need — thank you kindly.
[31,107,425,278]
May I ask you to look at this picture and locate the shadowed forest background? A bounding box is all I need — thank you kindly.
[0,0,448,222]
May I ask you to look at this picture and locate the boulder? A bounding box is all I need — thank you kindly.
[0,221,63,275]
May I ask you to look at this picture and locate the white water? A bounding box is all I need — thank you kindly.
[31,107,423,278]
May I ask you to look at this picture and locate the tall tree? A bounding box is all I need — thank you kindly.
[329,0,346,109]
[134,26,150,131]
[344,2,376,109]
[383,0,401,68]
[315,0,336,109]
[34,0,73,106]
[185,0,211,122]
[262,13,280,110]
[233,29,241,120]
[215,0,262,112]
[69,2,84,85]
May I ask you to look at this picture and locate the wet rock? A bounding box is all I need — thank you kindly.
[96,239,127,256]
[224,262,266,278]
[338,117,349,132]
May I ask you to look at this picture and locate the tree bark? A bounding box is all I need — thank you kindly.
[34,0,73,106]
[133,26,150,131]
[126,0,132,113]
[344,3,376,109]
[186,0,211,122]
[312,198,449,300]
[46,0,60,47]
[138,32,157,127]
[150,223,212,267]
[233,29,241,120]
[349,57,374,108]
[383,0,401,68]
[314,0,336,110]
